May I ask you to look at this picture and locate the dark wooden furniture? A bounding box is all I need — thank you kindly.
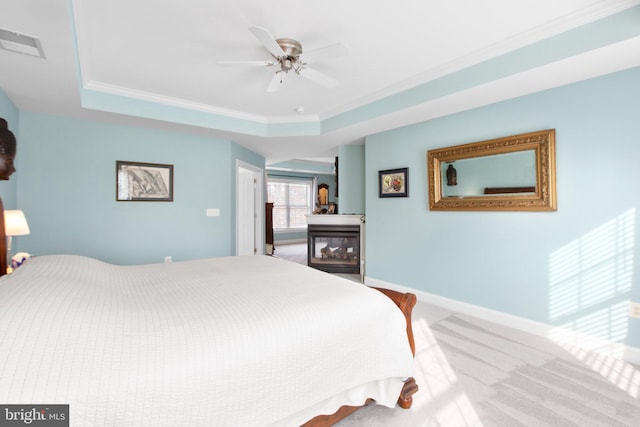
[0,198,6,276]
[302,287,418,426]
[265,202,274,254]
[484,186,536,194]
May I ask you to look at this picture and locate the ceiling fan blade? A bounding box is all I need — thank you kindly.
[217,60,275,66]
[298,67,338,88]
[249,26,286,58]
[267,72,284,93]
[302,43,348,62]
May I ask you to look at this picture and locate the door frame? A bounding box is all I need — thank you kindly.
[235,160,265,256]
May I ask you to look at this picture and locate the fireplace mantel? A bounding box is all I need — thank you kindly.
[305,214,365,226]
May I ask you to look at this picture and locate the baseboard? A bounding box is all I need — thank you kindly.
[365,276,640,366]
[626,345,640,366]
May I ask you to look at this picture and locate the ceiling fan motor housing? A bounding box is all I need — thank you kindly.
[275,38,302,57]
[275,38,304,73]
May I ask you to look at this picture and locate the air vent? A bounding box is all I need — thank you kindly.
[0,28,45,58]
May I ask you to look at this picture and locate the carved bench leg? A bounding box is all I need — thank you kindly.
[398,377,418,409]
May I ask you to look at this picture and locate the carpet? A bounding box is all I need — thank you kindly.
[274,242,640,426]
[333,302,640,426]
[272,242,307,265]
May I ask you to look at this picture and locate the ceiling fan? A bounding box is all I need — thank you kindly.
[218,26,347,92]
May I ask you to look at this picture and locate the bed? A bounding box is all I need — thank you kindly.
[0,216,417,426]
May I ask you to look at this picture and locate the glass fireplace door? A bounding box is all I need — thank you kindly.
[307,224,360,274]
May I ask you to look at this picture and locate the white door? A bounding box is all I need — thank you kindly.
[236,162,264,256]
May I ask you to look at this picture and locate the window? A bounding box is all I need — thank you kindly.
[267,178,313,231]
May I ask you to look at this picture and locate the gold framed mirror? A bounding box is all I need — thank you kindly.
[427,129,556,211]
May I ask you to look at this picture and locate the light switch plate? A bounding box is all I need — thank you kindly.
[630,302,640,319]
[206,208,220,217]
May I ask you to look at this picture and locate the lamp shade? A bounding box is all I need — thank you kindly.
[4,210,30,236]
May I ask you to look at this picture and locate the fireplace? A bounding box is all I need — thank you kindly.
[306,215,365,277]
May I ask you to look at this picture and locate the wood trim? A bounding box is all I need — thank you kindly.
[301,287,418,426]
[397,377,419,409]
[0,198,6,277]
[265,202,274,254]
[371,286,416,356]
[302,399,374,427]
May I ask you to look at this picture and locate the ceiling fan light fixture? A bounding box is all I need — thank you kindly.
[282,58,293,72]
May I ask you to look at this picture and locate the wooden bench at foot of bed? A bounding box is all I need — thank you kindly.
[302,287,419,426]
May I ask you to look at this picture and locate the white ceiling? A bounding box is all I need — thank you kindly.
[1,0,639,165]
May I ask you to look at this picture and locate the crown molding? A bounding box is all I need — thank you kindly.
[320,0,640,121]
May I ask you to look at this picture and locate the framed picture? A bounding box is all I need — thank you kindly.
[379,167,409,198]
[116,161,174,201]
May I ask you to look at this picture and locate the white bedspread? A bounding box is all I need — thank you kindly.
[0,255,414,426]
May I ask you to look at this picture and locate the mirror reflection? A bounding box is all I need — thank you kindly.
[427,129,556,211]
[441,150,536,198]
[318,183,329,205]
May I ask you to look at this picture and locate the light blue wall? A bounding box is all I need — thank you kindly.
[17,111,264,265]
[338,144,365,214]
[0,90,18,210]
[366,66,640,349]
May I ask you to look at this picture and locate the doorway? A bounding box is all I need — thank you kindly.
[236,161,264,256]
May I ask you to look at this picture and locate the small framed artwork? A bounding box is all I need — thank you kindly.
[116,161,174,201]
[379,167,409,198]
